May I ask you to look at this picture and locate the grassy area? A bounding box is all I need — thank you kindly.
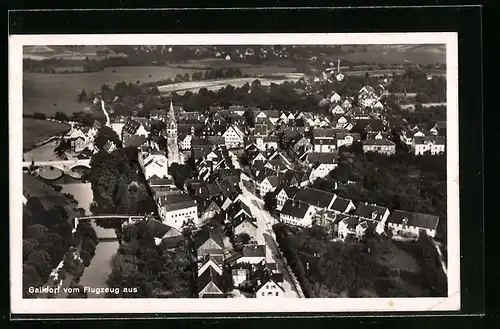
[331,45,446,65]
[23,118,70,150]
[23,66,199,116]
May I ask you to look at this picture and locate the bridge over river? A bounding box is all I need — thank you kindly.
[23,159,91,179]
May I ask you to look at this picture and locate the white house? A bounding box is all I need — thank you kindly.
[280,199,317,228]
[354,203,391,235]
[386,210,440,238]
[412,136,446,155]
[331,104,345,115]
[338,216,377,240]
[336,133,360,148]
[138,149,169,180]
[258,176,278,198]
[198,255,223,277]
[223,125,244,149]
[310,161,338,182]
[157,193,199,231]
[235,245,266,265]
[362,139,396,155]
[330,92,341,103]
[179,134,192,151]
[276,186,298,211]
[255,276,285,298]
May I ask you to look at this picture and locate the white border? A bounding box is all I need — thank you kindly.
[10,33,460,314]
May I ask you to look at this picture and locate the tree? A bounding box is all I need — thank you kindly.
[78,89,88,102]
[24,224,49,241]
[80,250,92,267]
[33,112,46,120]
[263,191,277,212]
[54,139,71,159]
[94,126,121,150]
[23,264,41,298]
[27,250,52,279]
[54,111,69,122]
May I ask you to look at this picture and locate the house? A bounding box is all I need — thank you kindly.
[262,136,279,151]
[341,98,353,110]
[329,91,341,103]
[309,155,338,182]
[121,118,149,140]
[330,197,356,214]
[336,132,361,148]
[233,215,258,238]
[110,117,127,140]
[399,126,427,145]
[292,136,313,153]
[338,216,379,240]
[138,149,169,180]
[293,187,337,211]
[276,186,299,211]
[232,267,250,288]
[122,134,148,148]
[354,202,391,235]
[312,128,338,153]
[102,140,117,153]
[194,226,225,260]
[358,86,379,108]
[222,125,244,149]
[258,175,279,198]
[386,210,440,238]
[145,219,184,248]
[331,104,345,115]
[157,193,199,231]
[362,139,396,155]
[280,199,317,227]
[330,115,351,129]
[432,121,447,136]
[366,131,390,140]
[62,126,88,152]
[198,267,224,298]
[255,274,285,298]
[198,199,222,224]
[412,136,446,155]
[235,245,266,265]
[198,254,224,277]
[179,133,193,151]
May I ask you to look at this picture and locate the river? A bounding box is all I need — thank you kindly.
[25,142,120,298]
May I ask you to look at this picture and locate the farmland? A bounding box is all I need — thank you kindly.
[331,45,446,65]
[23,118,70,150]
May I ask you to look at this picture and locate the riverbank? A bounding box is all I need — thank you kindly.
[23,118,70,151]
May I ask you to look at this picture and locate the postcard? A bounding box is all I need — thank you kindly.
[10,33,459,315]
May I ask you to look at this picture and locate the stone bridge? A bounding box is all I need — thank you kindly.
[73,215,160,229]
[23,159,91,179]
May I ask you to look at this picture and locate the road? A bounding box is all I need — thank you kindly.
[239,180,303,298]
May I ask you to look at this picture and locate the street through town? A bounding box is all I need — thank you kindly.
[239,180,303,298]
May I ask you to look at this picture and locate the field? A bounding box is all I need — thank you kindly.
[332,45,446,65]
[23,118,70,150]
[23,66,200,116]
[23,45,128,61]
[23,65,299,116]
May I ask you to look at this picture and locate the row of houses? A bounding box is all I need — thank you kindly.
[275,187,440,239]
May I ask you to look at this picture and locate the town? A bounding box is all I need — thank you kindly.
[22,50,448,299]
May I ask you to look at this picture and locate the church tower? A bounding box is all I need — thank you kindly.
[166,98,181,165]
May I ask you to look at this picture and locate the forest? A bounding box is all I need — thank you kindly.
[105,220,193,298]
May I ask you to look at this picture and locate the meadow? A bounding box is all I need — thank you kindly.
[23,65,298,116]
[23,118,70,150]
[333,47,446,65]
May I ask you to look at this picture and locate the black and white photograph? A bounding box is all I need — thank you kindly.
[9,33,460,314]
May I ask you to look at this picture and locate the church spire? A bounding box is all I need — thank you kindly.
[168,96,175,121]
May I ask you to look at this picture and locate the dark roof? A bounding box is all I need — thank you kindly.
[197,267,224,294]
[387,210,440,231]
[148,178,175,187]
[362,139,395,146]
[330,197,353,213]
[122,134,147,147]
[414,136,446,145]
[341,216,361,230]
[354,119,386,132]
[208,136,226,146]
[354,203,389,221]
[194,227,224,250]
[294,188,336,209]
[313,128,339,138]
[307,152,338,164]
[228,200,252,218]
[255,275,285,292]
[160,193,197,212]
[277,186,299,198]
[122,118,142,135]
[241,244,266,258]
[281,199,312,219]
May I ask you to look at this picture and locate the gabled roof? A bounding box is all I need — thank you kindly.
[160,193,197,212]
[281,199,312,219]
[263,175,279,188]
[198,266,224,294]
[307,152,338,165]
[145,219,182,239]
[354,203,389,221]
[122,134,147,147]
[255,274,285,292]
[330,197,354,213]
[387,210,440,231]
[294,188,336,209]
[277,185,299,198]
[194,227,224,250]
[122,118,143,135]
[414,136,446,145]
[362,139,395,146]
[241,244,266,258]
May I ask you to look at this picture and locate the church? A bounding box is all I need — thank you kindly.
[164,98,184,166]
